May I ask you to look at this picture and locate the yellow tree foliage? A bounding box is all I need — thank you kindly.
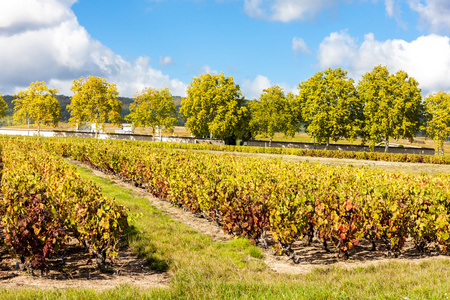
[180,73,251,141]
[13,81,61,135]
[67,76,122,134]
[125,87,178,136]
[249,85,300,146]
[297,68,362,149]
[358,65,423,152]
[424,91,450,156]
[0,93,7,118]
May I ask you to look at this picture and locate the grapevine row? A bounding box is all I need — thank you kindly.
[0,140,128,273]
[39,137,450,260]
[5,136,447,164]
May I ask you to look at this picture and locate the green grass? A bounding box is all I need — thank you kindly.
[2,164,450,299]
[75,167,265,273]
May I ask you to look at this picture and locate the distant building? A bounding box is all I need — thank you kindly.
[115,124,134,134]
[76,123,104,133]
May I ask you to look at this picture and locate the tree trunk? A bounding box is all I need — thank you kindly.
[269,137,272,147]
[325,137,330,150]
[95,124,99,139]
[384,138,389,153]
[38,123,41,137]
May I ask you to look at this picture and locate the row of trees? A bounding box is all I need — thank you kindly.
[247,66,423,152]
[0,77,177,137]
[181,67,448,154]
[2,65,450,154]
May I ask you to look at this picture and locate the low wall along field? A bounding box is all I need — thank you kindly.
[0,128,225,145]
[247,139,435,155]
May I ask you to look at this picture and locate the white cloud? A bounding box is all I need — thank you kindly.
[0,0,76,34]
[243,0,409,28]
[384,0,407,29]
[243,0,266,19]
[241,75,271,99]
[241,75,295,99]
[199,65,219,75]
[385,0,395,17]
[317,31,450,94]
[114,56,186,97]
[159,56,175,66]
[244,0,334,22]
[292,37,311,54]
[409,0,450,32]
[317,30,358,68]
[0,0,187,97]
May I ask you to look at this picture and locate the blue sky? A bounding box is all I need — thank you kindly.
[1,0,450,99]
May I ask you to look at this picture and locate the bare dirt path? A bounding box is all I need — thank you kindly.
[0,246,169,290]
[0,241,169,290]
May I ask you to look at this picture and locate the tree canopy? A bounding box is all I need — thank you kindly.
[180,73,251,142]
[357,65,423,152]
[0,93,7,118]
[297,68,362,149]
[13,81,61,135]
[249,85,300,146]
[125,87,178,137]
[67,76,122,133]
[424,91,450,155]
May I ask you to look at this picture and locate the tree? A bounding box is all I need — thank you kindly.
[180,73,251,142]
[357,65,423,152]
[249,85,300,146]
[13,81,61,135]
[0,93,7,118]
[67,76,122,135]
[125,87,178,139]
[423,91,450,155]
[297,68,363,149]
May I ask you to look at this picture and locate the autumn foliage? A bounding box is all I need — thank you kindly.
[44,137,450,261]
[0,139,128,273]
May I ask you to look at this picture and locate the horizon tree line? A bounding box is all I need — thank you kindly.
[1,65,450,154]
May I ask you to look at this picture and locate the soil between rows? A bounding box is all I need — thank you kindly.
[0,239,169,290]
[0,157,448,289]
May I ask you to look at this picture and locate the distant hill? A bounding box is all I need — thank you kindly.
[1,94,185,125]
[3,95,15,116]
[172,96,183,106]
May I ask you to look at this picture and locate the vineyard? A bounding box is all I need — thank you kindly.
[103,138,450,165]
[2,135,450,279]
[2,136,446,264]
[0,139,129,274]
